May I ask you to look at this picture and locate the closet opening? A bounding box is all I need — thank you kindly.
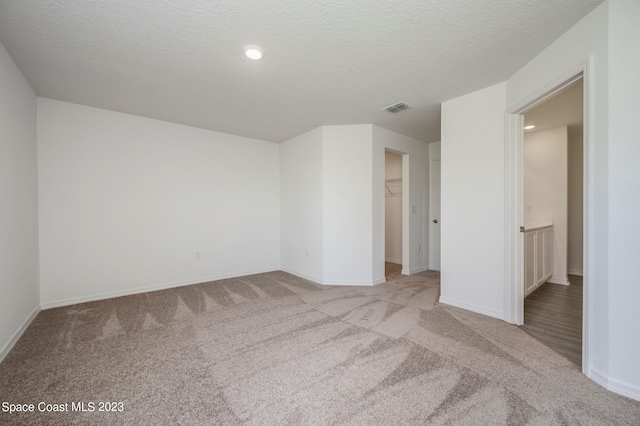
[384,149,403,279]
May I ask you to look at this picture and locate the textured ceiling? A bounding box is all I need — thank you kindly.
[0,0,602,143]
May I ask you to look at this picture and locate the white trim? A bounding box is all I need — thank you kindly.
[401,266,429,275]
[504,113,524,325]
[0,305,40,364]
[438,297,503,320]
[279,267,324,285]
[548,277,571,285]
[590,368,640,402]
[567,269,584,276]
[321,279,376,287]
[428,145,441,272]
[580,59,591,374]
[41,267,280,309]
[605,377,640,402]
[282,268,385,287]
[401,153,411,274]
[507,63,586,115]
[385,258,402,264]
[43,267,389,310]
[589,368,608,389]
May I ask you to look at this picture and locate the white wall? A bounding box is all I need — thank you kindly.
[607,0,640,395]
[373,125,429,279]
[568,134,584,275]
[385,151,402,264]
[280,128,324,282]
[524,126,569,284]
[38,98,280,307]
[0,43,40,360]
[322,125,374,284]
[440,82,507,319]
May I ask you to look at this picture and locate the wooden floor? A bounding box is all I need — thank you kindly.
[520,275,583,366]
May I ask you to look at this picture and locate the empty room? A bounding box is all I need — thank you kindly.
[1,1,639,424]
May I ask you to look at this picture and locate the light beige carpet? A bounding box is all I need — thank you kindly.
[1,268,639,425]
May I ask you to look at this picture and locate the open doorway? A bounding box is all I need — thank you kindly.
[504,66,588,371]
[519,79,584,365]
[385,150,403,279]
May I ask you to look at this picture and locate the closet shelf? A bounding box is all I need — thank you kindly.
[385,178,402,197]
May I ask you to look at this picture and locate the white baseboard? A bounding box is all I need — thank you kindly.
[279,267,324,285]
[0,305,40,364]
[567,269,584,276]
[41,267,281,309]
[401,266,429,275]
[438,296,504,320]
[42,266,391,310]
[372,276,387,285]
[590,368,640,401]
[385,258,402,264]
[282,268,385,287]
[590,368,609,389]
[321,279,376,286]
[548,276,571,285]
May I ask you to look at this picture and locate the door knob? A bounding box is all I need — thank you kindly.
[433,219,438,224]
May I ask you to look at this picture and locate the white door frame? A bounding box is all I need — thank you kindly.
[382,147,411,275]
[504,59,590,373]
[428,154,441,271]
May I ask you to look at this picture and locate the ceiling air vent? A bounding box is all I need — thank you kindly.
[383,102,412,113]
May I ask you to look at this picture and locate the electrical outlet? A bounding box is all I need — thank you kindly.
[195,251,201,260]
[417,244,421,253]
[305,248,309,257]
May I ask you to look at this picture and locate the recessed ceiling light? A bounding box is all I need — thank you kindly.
[524,125,536,130]
[243,44,264,60]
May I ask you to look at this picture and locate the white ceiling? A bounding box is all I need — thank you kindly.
[0,0,602,143]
